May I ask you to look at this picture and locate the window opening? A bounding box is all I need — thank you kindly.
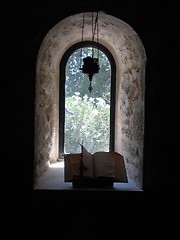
[59,42,116,158]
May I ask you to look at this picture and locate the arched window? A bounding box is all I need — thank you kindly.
[59,41,116,158]
[34,12,146,189]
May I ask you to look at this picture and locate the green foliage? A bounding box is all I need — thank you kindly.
[65,94,110,154]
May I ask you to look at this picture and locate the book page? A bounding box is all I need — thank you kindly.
[112,152,128,182]
[93,151,128,182]
[93,152,115,178]
[64,153,81,181]
[64,146,94,181]
[82,146,94,178]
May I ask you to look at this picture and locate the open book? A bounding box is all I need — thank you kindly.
[64,146,128,187]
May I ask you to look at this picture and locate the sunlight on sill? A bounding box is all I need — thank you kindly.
[49,161,64,168]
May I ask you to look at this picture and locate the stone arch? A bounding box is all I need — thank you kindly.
[34,12,146,188]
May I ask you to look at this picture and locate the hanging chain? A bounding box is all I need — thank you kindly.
[79,11,99,65]
[79,12,85,69]
[91,12,94,58]
[79,11,100,93]
[97,11,99,63]
[92,11,99,59]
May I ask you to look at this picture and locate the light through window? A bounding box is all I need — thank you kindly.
[64,47,111,154]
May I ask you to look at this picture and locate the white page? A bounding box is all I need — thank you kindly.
[93,152,115,178]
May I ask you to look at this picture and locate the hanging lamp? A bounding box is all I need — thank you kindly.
[79,12,100,93]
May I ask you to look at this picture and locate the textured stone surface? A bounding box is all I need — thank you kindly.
[35,12,146,188]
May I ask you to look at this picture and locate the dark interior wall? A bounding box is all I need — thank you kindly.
[5,1,179,217]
